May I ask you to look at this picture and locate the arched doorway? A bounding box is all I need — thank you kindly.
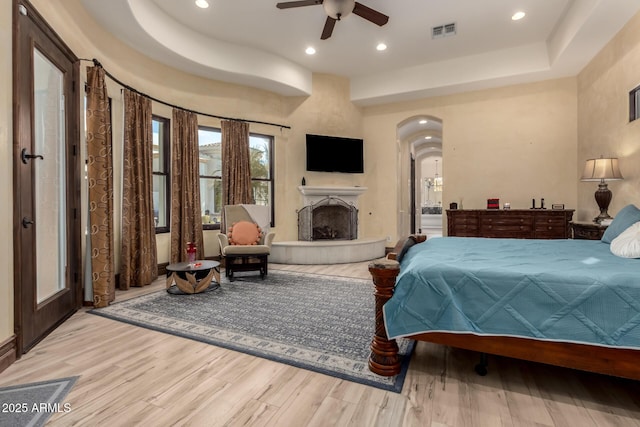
[396,115,443,238]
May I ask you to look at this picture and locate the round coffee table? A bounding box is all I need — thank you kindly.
[166,260,220,294]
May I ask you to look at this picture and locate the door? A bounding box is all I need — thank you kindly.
[14,1,81,354]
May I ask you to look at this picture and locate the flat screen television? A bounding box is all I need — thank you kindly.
[305,134,364,173]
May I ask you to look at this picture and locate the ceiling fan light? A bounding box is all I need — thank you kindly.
[323,0,355,20]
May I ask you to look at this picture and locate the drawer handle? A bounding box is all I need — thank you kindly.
[548,226,552,230]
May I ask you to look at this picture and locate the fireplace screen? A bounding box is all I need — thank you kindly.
[298,197,358,241]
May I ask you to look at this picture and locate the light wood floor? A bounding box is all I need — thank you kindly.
[1,261,639,426]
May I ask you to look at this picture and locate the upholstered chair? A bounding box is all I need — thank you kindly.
[218,205,275,281]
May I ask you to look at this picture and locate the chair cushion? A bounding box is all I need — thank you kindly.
[228,221,262,245]
[223,245,270,256]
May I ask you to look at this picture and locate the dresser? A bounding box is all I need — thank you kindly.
[447,209,574,239]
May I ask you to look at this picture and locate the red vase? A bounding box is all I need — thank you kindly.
[186,242,196,264]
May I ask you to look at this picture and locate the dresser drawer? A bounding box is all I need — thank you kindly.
[534,226,568,239]
[481,216,532,227]
[480,224,533,238]
[449,224,479,236]
[571,222,607,240]
[451,216,477,225]
[535,215,570,238]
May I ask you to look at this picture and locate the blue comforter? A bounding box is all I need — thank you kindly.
[383,237,640,349]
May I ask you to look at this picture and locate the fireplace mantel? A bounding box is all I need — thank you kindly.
[297,186,367,206]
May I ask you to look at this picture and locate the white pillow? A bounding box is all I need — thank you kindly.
[610,221,640,258]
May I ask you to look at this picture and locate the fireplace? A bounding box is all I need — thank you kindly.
[298,197,358,241]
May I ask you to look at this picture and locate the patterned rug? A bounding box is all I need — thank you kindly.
[0,376,78,427]
[89,270,414,392]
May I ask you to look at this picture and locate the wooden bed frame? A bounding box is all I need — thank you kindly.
[368,235,640,380]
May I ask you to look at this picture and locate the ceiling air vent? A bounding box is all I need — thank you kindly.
[432,22,456,39]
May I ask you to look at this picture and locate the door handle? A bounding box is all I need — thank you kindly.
[22,217,34,228]
[21,148,44,164]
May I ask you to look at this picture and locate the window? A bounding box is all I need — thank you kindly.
[198,127,223,229]
[249,133,274,224]
[197,127,274,229]
[630,84,640,122]
[152,116,170,232]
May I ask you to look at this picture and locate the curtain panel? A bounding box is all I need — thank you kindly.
[121,90,158,288]
[221,120,253,231]
[170,109,204,263]
[85,66,116,307]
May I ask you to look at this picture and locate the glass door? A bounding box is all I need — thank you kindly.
[33,48,67,304]
[14,1,81,353]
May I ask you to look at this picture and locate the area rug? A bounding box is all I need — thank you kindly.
[89,270,414,392]
[0,376,78,427]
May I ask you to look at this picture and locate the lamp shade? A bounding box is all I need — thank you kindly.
[580,157,623,181]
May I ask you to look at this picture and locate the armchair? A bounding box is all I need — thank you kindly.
[218,205,275,281]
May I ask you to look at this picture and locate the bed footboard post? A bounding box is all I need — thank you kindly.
[368,259,401,376]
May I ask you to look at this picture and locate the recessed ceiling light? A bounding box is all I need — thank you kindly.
[195,0,209,9]
[424,136,432,140]
[512,11,526,20]
[419,119,428,124]
[376,43,387,51]
[305,47,316,55]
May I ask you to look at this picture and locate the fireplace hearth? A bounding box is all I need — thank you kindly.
[298,197,358,241]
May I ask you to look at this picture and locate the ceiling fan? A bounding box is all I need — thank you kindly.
[276,0,389,40]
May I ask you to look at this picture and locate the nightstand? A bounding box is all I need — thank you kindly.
[570,221,608,240]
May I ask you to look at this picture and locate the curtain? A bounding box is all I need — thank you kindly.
[121,90,158,288]
[221,120,252,231]
[86,66,115,307]
[170,109,204,263]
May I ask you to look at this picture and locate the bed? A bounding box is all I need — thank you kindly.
[368,232,640,380]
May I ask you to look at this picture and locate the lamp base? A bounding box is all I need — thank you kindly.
[592,181,612,224]
[593,213,612,224]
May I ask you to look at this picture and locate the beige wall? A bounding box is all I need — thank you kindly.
[31,0,290,268]
[1,1,14,340]
[577,11,640,221]
[363,78,579,237]
[28,0,368,250]
[279,74,365,241]
[2,0,640,345]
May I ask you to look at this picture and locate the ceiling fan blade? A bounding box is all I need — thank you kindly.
[276,0,322,9]
[321,16,337,40]
[352,2,389,26]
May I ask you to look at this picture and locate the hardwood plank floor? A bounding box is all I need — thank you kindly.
[1,261,639,426]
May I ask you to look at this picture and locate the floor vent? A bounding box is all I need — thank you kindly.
[432,22,456,39]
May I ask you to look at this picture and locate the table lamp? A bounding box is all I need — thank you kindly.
[580,156,624,223]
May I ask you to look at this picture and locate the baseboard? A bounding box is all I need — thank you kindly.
[0,335,18,374]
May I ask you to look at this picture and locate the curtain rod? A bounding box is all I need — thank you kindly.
[80,58,291,130]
